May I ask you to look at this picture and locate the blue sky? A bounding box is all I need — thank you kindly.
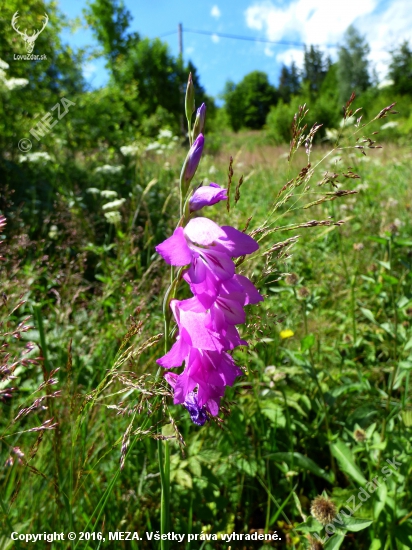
[58,0,412,98]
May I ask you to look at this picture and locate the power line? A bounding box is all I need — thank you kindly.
[158,27,339,49]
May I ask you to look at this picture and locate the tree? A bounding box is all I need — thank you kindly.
[303,46,329,94]
[389,41,412,95]
[84,0,138,70]
[223,71,277,131]
[278,62,300,103]
[337,25,370,105]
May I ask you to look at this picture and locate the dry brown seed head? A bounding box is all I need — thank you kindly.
[308,537,324,550]
[285,273,299,285]
[354,428,366,442]
[310,496,337,525]
[298,286,310,298]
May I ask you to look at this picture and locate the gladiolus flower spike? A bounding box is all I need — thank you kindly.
[156,98,263,425]
[156,203,262,424]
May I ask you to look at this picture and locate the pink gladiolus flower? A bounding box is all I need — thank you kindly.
[181,134,204,186]
[189,183,227,212]
[156,208,262,423]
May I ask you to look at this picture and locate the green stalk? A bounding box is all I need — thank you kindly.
[158,439,170,550]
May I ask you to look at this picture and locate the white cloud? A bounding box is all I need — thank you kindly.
[357,1,412,79]
[211,5,221,18]
[245,0,412,80]
[245,0,377,46]
[186,46,195,54]
[276,48,304,69]
[211,33,220,43]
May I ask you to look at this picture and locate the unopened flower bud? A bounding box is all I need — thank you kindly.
[185,72,195,123]
[193,103,206,140]
[180,134,204,193]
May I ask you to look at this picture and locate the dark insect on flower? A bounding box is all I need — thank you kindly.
[310,495,337,525]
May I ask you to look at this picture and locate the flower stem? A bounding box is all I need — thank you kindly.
[158,439,170,550]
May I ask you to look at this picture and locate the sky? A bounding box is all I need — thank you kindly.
[58,0,412,99]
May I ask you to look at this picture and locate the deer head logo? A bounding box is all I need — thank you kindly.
[11,12,49,54]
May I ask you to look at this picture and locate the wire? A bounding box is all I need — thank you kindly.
[158,27,339,49]
[158,30,178,38]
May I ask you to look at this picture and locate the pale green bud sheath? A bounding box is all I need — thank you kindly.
[185,72,195,145]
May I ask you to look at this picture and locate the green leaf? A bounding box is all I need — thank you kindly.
[377,260,391,270]
[261,403,286,427]
[236,457,258,476]
[381,273,399,285]
[394,239,412,247]
[374,482,387,520]
[395,522,412,546]
[295,516,323,533]
[404,338,412,352]
[175,469,192,489]
[360,308,377,324]
[331,440,367,485]
[368,236,388,245]
[369,540,382,550]
[380,322,395,338]
[266,452,334,483]
[188,457,202,477]
[342,516,373,532]
[292,491,307,522]
[324,534,345,549]
[301,333,315,352]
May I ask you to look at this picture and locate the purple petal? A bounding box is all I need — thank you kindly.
[156,336,189,368]
[172,299,224,352]
[155,227,192,266]
[235,274,264,305]
[174,368,197,405]
[184,268,220,309]
[182,134,204,182]
[189,183,228,212]
[213,296,246,325]
[185,217,226,245]
[184,392,208,425]
[216,226,259,257]
[196,248,235,280]
[164,372,178,388]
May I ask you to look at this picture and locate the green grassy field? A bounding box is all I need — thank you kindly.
[1,122,412,549]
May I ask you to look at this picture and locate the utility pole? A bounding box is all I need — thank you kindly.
[178,23,185,136]
[178,23,183,58]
